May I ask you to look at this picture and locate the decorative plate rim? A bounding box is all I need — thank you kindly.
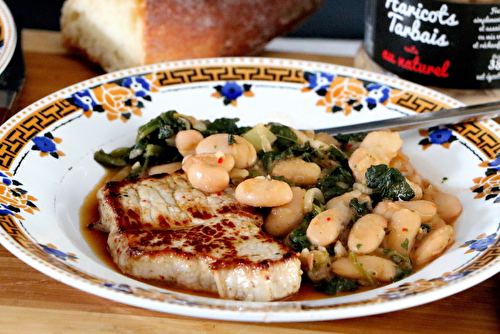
[1,57,499,322]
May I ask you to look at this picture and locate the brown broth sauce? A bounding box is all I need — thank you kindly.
[80,172,421,302]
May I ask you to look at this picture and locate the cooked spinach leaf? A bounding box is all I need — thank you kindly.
[334,132,368,151]
[268,123,298,150]
[315,276,359,295]
[349,198,371,221]
[258,143,314,173]
[317,166,355,201]
[323,145,349,168]
[394,267,412,282]
[136,110,189,143]
[365,164,415,203]
[201,117,251,136]
[94,148,131,168]
[382,249,413,282]
[287,212,317,252]
[270,175,295,187]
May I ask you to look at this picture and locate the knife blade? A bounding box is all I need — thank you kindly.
[312,100,500,135]
[0,14,25,125]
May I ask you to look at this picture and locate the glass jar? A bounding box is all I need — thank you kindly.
[354,0,500,104]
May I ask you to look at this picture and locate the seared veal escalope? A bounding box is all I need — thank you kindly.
[94,171,302,301]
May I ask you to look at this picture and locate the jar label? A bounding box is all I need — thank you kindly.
[365,0,500,89]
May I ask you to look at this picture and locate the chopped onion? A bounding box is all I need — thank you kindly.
[303,187,325,213]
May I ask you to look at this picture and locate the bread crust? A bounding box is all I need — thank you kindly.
[143,0,322,63]
[61,0,323,72]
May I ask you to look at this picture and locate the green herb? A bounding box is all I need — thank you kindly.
[421,224,431,232]
[228,134,237,146]
[365,164,415,203]
[349,252,376,287]
[442,177,448,183]
[314,276,359,295]
[356,244,362,250]
[249,170,260,178]
[401,238,410,250]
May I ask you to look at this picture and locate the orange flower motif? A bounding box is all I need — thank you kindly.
[321,77,367,116]
[471,154,500,202]
[92,83,142,122]
[0,172,38,220]
[71,74,159,122]
[471,173,500,200]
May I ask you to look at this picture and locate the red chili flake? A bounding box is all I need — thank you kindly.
[402,228,408,232]
[327,217,331,221]
[142,200,147,203]
[217,192,222,196]
[218,157,224,164]
[347,144,352,150]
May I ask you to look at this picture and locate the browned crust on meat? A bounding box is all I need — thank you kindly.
[116,221,296,271]
[100,172,262,231]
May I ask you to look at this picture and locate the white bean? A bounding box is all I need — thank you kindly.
[182,152,235,173]
[412,225,455,266]
[228,168,249,181]
[175,130,204,157]
[306,208,351,247]
[390,150,426,188]
[348,214,388,254]
[264,187,306,237]
[234,177,292,207]
[187,163,229,193]
[372,200,401,220]
[406,179,423,200]
[396,200,437,223]
[423,185,462,223]
[271,159,321,186]
[383,208,421,255]
[348,131,403,184]
[427,215,446,231]
[374,199,436,223]
[315,132,340,146]
[325,190,363,214]
[195,133,257,168]
[330,255,397,283]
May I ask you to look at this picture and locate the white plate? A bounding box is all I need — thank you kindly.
[0,0,16,74]
[1,58,499,322]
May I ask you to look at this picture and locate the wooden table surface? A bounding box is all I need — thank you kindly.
[0,30,499,334]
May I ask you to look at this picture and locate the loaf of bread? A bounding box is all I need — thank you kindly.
[61,0,322,72]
